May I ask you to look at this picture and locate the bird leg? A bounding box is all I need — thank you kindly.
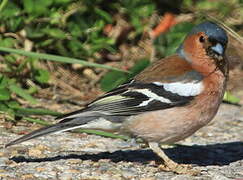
[148,142,199,175]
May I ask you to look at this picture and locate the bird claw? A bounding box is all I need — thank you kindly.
[158,162,200,175]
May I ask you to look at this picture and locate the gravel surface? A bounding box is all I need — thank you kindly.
[0,97,243,180]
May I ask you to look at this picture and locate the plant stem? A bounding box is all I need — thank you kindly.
[0,47,129,73]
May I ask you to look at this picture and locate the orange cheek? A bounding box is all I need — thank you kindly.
[183,35,206,60]
[182,35,219,76]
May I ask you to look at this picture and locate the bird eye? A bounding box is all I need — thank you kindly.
[199,36,205,43]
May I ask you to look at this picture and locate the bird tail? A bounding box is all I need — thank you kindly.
[5,115,98,148]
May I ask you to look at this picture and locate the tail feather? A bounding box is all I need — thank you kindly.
[5,115,98,148]
[5,123,78,147]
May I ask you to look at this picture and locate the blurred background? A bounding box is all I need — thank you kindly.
[0,0,242,126]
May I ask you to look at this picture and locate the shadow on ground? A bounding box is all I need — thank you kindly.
[10,141,243,166]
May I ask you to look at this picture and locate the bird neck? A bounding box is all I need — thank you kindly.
[177,45,228,78]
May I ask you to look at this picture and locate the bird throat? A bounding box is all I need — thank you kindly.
[206,47,228,77]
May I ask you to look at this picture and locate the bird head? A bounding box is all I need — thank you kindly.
[177,21,228,76]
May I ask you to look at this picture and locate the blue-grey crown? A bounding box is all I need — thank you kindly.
[188,21,228,45]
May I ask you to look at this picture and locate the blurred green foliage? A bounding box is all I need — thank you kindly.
[0,0,155,120]
[100,59,150,92]
[183,0,241,16]
[0,0,154,57]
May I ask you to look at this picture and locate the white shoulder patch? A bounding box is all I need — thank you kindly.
[156,81,204,96]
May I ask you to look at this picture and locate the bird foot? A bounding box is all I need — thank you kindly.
[158,161,200,175]
[148,142,200,175]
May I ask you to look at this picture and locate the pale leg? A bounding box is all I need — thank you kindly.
[149,142,199,175]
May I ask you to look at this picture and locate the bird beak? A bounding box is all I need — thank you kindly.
[211,43,224,55]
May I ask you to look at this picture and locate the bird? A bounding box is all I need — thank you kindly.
[5,21,228,174]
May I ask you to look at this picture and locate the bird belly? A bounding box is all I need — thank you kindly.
[122,93,223,144]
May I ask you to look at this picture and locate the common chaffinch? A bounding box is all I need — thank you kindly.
[6,21,228,174]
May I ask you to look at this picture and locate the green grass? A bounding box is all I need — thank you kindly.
[0,47,128,73]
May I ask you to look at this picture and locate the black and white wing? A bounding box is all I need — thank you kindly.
[57,73,204,121]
